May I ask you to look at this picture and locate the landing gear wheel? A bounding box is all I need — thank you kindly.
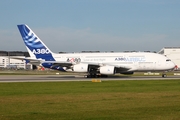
[86,74,97,78]
[101,75,108,78]
[86,75,90,78]
[162,74,167,78]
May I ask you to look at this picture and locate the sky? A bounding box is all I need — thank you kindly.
[0,0,180,53]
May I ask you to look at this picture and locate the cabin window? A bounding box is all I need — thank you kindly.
[166,59,171,61]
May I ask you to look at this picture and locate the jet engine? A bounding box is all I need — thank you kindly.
[100,66,115,75]
[73,64,89,72]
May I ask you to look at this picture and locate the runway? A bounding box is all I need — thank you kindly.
[0,75,180,82]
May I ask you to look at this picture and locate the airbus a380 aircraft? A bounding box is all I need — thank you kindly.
[16,24,175,78]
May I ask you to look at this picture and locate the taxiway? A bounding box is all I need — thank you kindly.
[0,75,180,82]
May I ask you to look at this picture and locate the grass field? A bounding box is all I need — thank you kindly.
[0,80,180,120]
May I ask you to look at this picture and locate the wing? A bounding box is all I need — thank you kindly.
[9,56,26,60]
[42,61,132,72]
[9,56,43,65]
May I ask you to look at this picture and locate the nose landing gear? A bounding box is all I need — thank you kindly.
[162,73,167,78]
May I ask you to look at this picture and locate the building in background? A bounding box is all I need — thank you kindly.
[158,47,180,70]
[0,51,32,69]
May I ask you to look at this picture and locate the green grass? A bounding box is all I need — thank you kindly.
[0,80,180,120]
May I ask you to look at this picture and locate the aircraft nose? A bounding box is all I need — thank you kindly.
[170,61,176,70]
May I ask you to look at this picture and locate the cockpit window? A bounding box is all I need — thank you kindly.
[166,59,171,61]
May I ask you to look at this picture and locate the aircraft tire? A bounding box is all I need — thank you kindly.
[162,74,167,78]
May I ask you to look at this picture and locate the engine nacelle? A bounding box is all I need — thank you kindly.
[73,64,89,72]
[100,66,115,75]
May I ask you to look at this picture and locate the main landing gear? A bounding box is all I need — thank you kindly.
[85,73,108,78]
[162,73,167,78]
[162,74,167,78]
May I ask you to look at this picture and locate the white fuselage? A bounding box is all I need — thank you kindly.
[50,52,175,72]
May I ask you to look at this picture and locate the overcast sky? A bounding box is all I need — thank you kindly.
[0,0,180,52]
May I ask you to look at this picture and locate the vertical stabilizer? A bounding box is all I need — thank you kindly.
[17,24,55,61]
